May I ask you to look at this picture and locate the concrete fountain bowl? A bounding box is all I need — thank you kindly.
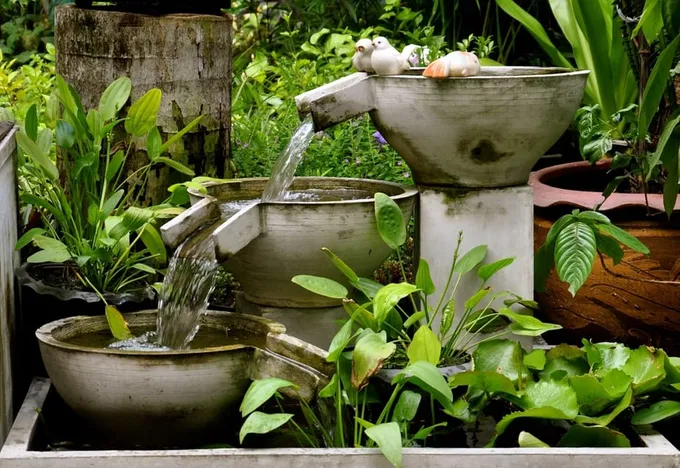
[295,67,589,188]
[162,177,418,310]
[36,310,331,447]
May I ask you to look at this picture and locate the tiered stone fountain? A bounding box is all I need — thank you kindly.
[295,67,588,335]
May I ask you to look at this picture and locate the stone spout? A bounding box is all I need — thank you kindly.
[160,197,221,249]
[212,202,263,262]
[295,72,375,130]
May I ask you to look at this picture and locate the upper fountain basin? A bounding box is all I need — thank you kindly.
[188,177,417,309]
[296,67,589,188]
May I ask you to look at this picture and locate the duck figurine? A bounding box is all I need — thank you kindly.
[352,38,375,73]
[370,37,419,76]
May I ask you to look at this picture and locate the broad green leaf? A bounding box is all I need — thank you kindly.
[495,407,570,435]
[518,431,550,448]
[521,380,579,419]
[601,369,634,398]
[240,378,296,417]
[156,156,195,176]
[318,373,338,398]
[453,245,488,273]
[579,211,610,224]
[239,412,293,444]
[36,128,52,155]
[495,0,572,68]
[365,422,402,468]
[105,305,134,340]
[55,120,75,149]
[322,248,359,284]
[570,374,623,415]
[662,0,680,37]
[446,397,476,423]
[125,88,162,137]
[582,339,602,370]
[342,300,377,331]
[87,109,103,141]
[540,344,589,380]
[464,287,491,310]
[449,371,517,396]
[131,263,156,274]
[638,34,680,141]
[478,257,515,282]
[632,400,680,425]
[407,325,441,365]
[159,115,204,153]
[102,189,125,216]
[594,232,624,265]
[372,283,418,325]
[524,349,546,371]
[55,75,77,116]
[73,152,98,180]
[404,311,426,328]
[147,127,162,160]
[661,350,680,385]
[16,131,58,179]
[15,228,46,250]
[575,387,633,426]
[558,425,630,447]
[622,346,666,394]
[440,300,455,337]
[595,223,650,255]
[327,318,356,362]
[138,223,167,264]
[32,235,68,252]
[412,422,448,441]
[27,249,72,263]
[351,331,396,390]
[500,308,562,336]
[291,275,348,299]
[555,221,597,295]
[99,76,132,121]
[393,361,454,412]
[21,194,66,226]
[415,258,436,295]
[374,192,406,249]
[473,339,529,383]
[595,343,632,375]
[110,207,155,240]
[105,150,125,183]
[25,104,38,141]
[634,0,663,43]
[352,277,384,299]
[392,390,421,422]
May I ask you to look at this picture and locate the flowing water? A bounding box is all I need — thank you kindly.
[261,117,316,202]
[154,224,220,349]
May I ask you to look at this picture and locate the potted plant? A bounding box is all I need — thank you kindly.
[500,0,680,352]
[14,74,201,382]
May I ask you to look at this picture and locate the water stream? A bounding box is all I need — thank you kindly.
[261,117,316,201]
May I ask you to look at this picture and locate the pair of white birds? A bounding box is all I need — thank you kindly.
[352,37,481,78]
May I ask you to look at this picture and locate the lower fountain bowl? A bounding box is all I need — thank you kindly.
[191,177,418,308]
[36,310,331,448]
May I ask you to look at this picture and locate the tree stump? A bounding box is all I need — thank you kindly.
[54,5,232,205]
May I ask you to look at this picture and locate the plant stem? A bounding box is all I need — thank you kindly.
[335,360,345,448]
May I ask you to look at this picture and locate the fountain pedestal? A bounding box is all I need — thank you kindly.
[417,185,534,347]
[235,293,346,350]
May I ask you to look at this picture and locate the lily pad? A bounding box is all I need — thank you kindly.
[473,339,529,383]
[521,380,579,419]
[449,371,517,396]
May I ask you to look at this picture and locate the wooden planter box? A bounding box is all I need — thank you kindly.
[2,378,679,468]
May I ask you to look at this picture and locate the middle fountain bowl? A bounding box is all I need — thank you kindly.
[188,177,418,309]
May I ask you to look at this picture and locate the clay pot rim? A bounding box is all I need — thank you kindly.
[529,159,680,213]
[35,310,286,356]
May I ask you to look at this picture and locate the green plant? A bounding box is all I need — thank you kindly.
[293,193,560,367]
[15,75,202,300]
[450,338,680,448]
[0,0,59,62]
[534,209,651,296]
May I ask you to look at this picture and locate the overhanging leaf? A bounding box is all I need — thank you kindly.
[557,424,630,447]
[99,76,132,121]
[554,221,597,295]
[156,156,196,176]
[478,257,515,282]
[632,400,680,425]
[125,88,162,137]
[322,248,359,284]
[372,283,418,325]
[415,258,436,295]
[393,361,454,412]
[453,245,488,273]
[239,412,293,444]
[352,331,396,390]
[365,422,403,468]
[105,305,134,341]
[595,223,650,255]
[374,192,406,249]
[240,378,296,417]
[407,325,441,365]
[291,275,348,299]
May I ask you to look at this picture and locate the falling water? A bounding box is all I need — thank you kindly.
[155,224,219,349]
[261,117,316,201]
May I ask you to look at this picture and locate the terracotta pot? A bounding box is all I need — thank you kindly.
[530,160,680,354]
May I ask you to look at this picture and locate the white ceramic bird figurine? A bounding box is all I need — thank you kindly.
[371,37,419,76]
[423,51,481,79]
[352,38,375,73]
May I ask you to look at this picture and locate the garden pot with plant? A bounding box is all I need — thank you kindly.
[514,0,680,352]
[14,75,201,385]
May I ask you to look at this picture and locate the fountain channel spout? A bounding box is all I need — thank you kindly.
[295,72,375,131]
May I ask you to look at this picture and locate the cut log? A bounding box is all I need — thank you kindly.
[55,5,232,205]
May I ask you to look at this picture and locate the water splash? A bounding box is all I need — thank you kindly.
[261,117,316,201]
[155,224,219,349]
